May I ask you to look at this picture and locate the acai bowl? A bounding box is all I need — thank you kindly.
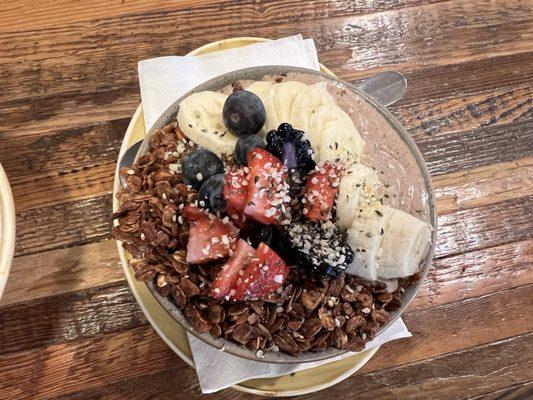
[112,65,436,364]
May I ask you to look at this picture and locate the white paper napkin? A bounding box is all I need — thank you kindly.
[138,34,319,132]
[137,35,412,394]
[190,318,411,393]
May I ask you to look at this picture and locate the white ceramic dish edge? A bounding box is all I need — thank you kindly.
[0,163,15,300]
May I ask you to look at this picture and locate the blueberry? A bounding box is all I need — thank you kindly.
[198,174,226,213]
[235,134,264,165]
[182,148,224,190]
[223,90,266,136]
[240,223,273,248]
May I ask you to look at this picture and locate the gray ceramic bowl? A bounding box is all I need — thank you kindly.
[137,65,437,364]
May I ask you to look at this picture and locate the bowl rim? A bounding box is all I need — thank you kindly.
[134,65,437,364]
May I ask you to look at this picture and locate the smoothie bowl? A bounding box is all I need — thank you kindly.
[112,66,436,364]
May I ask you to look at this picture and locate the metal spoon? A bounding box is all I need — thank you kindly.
[119,71,407,187]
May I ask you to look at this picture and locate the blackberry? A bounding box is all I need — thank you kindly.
[280,220,354,279]
[266,123,315,173]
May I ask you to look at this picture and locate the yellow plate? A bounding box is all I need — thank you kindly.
[113,37,379,396]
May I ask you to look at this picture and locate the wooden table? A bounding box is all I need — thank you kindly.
[1,1,532,398]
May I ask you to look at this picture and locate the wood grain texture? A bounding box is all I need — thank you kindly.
[0,1,531,138]
[0,119,126,211]
[0,0,446,34]
[467,382,533,400]
[15,194,112,257]
[412,239,533,310]
[52,333,533,400]
[1,0,532,397]
[0,281,530,399]
[0,282,145,356]
[435,195,533,258]
[0,240,122,306]
[418,119,533,176]
[434,157,533,215]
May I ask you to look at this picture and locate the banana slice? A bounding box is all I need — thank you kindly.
[376,209,432,278]
[336,163,381,231]
[307,104,355,152]
[346,203,393,281]
[177,91,237,156]
[319,119,365,164]
[245,81,273,100]
[289,82,336,133]
[271,81,307,125]
[246,81,279,138]
[245,81,275,136]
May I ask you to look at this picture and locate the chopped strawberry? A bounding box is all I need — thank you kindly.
[244,148,290,225]
[210,239,255,299]
[233,242,289,301]
[185,215,239,264]
[223,168,248,226]
[304,162,345,221]
[182,204,208,221]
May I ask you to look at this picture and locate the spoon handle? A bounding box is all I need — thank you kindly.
[355,71,407,107]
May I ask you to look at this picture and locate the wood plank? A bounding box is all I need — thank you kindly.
[418,119,533,176]
[365,285,533,372]
[0,282,145,356]
[392,84,533,137]
[434,158,533,215]
[313,333,533,400]
[467,382,533,400]
[435,195,533,258]
[412,239,533,310]
[0,0,448,34]
[0,240,122,307]
[389,52,533,108]
[1,284,531,399]
[0,1,531,137]
[15,194,112,257]
[0,118,125,211]
[0,325,178,400]
[53,333,533,400]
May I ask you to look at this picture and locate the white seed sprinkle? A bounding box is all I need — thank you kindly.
[140,233,146,240]
[361,307,371,314]
[126,169,135,175]
[196,172,203,181]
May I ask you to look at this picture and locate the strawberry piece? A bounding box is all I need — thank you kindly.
[223,168,248,226]
[185,215,239,264]
[233,242,289,301]
[210,239,255,299]
[244,148,290,225]
[182,204,208,221]
[304,162,345,221]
